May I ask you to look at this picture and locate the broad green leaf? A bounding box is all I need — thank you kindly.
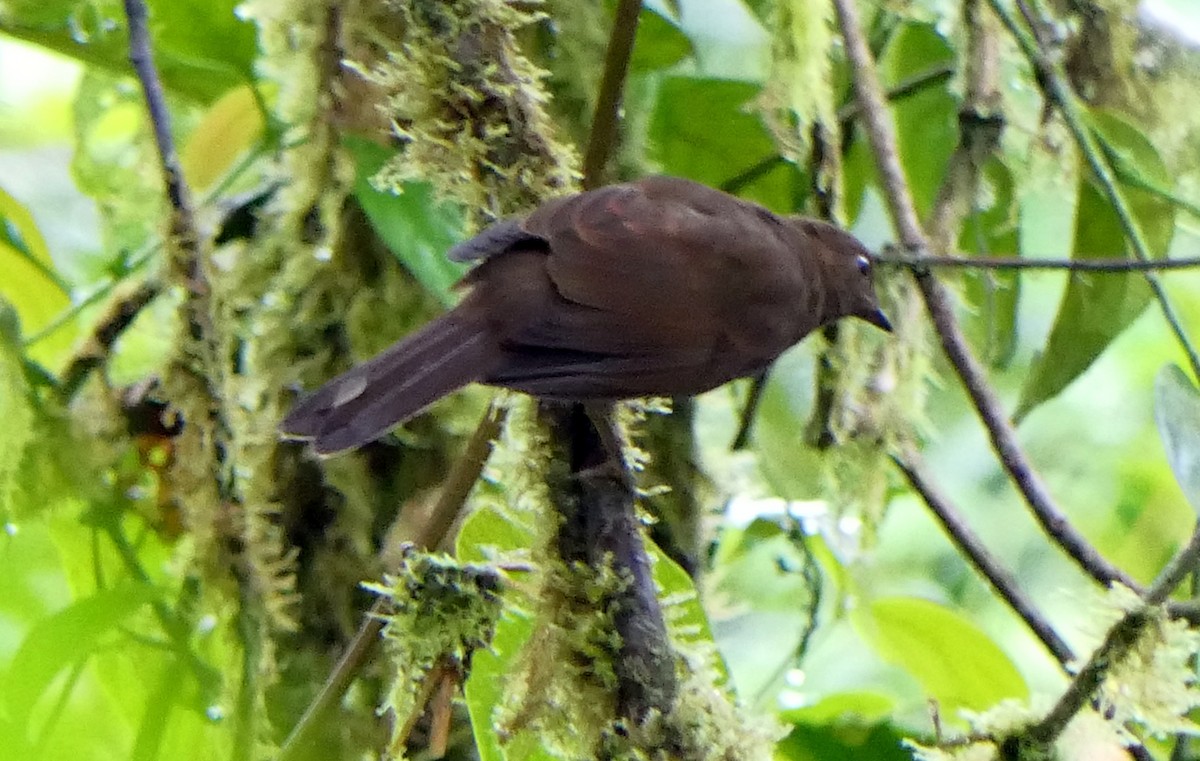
[457,502,547,761]
[180,84,264,194]
[776,720,911,761]
[455,503,535,563]
[0,312,34,521]
[631,7,693,71]
[1154,364,1200,514]
[750,345,824,499]
[0,187,73,365]
[649,536,723,671]
[463,608,549,761]
[344,136,467,306]
[857,596,1028,714]
[649,76,802,213]
[2,0,255,103]
[845,22,956,222]
[1016,111,1175,420]
[4,582,163,729]
[960,159,1020,368]
[779,690,895,725]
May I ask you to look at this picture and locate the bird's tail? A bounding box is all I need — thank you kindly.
[280,312,500,455]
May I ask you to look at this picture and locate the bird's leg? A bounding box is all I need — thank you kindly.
[730,369,771,450]
[581,402,634,489]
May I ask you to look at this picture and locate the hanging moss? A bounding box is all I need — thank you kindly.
[363,0,580,223]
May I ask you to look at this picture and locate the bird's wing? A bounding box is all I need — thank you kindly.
[472,178,802,398]
[447,217,546,263]
[521,176,782,336]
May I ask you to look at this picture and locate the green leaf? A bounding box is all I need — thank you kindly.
[960,159,1020,368]
[344,136,467,307]
[845,22,956,222]
[857,596,1028,715]
[631,8,693,71]
[457,499,548,761]
[455,503,535,563]
[3,0,255,103]
[1016,111,1175,420]
[3,582,163,729]
[0,317,35,522]
[750,346,824,499]
[180,84,264,194]
[649,76,802,213]
[779,690,895,725]
[776,719,911,761]
[1154,365,1200,513]
[649,536,722,667]
[0,187,73,365]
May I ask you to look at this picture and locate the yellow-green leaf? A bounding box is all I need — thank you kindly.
[180,84,264,194]
[0,187,72,365]
[857,596,1028,714]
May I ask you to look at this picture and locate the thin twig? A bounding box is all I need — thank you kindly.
[1015,528,1200,751]
[581,0,643,190]
[277,406,504,761]
[123,0,200,257]
[1147,526,1200,606]
[893,450,1075,666]
[830,0,1138,592]
[57,280,162,400]
[986,0,1200,382]
[837,62,957,125]
[877,253,1200,272]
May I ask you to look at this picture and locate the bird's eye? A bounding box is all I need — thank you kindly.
[855,254,871,275]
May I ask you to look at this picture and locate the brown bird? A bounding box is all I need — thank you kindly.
[281,176,892,455]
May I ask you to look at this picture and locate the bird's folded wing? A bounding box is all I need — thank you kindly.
[522,176,786,334]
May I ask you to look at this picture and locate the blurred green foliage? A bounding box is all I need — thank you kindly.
[2,0,1200,759]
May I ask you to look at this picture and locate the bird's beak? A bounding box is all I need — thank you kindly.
[862,307,893,333]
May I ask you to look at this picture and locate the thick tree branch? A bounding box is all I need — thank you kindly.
[543,0,677,723]
[830,0,1138,592]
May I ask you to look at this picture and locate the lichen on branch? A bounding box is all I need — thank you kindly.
[362,0,580,222]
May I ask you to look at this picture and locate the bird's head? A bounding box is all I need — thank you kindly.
[790,218,892,333]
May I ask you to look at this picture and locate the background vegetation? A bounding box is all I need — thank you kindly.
[3,0,1200,759]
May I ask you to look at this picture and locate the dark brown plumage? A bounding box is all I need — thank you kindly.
[281,176,892,455]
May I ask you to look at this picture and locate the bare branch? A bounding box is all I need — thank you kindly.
[122,0,202,281]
